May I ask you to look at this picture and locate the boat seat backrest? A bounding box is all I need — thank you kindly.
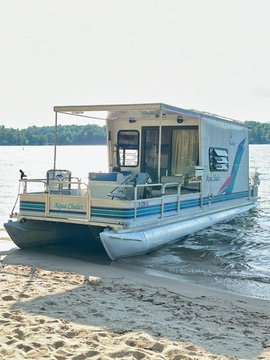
[161,175,183,185]
[89,172,118,182]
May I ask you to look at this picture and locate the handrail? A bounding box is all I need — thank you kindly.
[134,182,183,221]
[18,177,202,223]
[47,180,89,195]
[20,178,47,193]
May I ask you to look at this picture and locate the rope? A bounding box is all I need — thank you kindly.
[11,180,22,216]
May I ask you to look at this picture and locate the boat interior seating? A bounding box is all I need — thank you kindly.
[46,169,72,194]
[43,168,201,199]
[161,175,183,184]
[108,172,150,200]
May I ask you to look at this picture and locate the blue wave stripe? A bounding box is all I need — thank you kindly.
[21,201,45,205]
[180,199,201,208]
[164,203,177,211]
[20,202,45,212]
[20,208,45,213]
[91,191,249,219]
[50,209,87,215]
[205,191,249,205]
[137,205,161,215]
[20,191,249,220]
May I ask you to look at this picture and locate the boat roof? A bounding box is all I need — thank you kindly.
[54,103,247,127]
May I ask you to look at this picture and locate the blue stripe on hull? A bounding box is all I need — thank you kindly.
[20,201,45,213]
[91,191,249,220]
[49,209,87,216]
[20,191,249,220]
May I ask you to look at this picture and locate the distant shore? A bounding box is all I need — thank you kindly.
[1,240,270,359]
[0,143,106,146]
[1,121,270,146]
[0,124,106,146]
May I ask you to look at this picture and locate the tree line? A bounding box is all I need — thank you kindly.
[0,124,106,145]
[245,121,270,144]
[0,121,270,145]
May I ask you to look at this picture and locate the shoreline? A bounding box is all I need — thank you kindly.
[1,240,270,359]
[2,238,270,302]
[113,259,270,302]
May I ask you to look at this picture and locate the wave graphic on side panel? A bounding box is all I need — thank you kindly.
[218,138,246,195]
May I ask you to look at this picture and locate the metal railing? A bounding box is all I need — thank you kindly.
[18,177,202,223]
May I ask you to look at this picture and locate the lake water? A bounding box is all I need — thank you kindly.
[0,145,270,299]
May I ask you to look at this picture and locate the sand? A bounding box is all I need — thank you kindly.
[1,241,270,360]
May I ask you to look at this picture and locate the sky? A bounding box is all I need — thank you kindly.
[0,0,270,129]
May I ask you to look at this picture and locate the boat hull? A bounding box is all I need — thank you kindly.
[100,202,255,260]
[4,219,105,252]
[5,201,256,260]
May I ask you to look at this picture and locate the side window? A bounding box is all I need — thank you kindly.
[117,130,139,167]
[209,148,229,171]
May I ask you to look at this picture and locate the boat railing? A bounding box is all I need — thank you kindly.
[19,178,47,194]
[18,177,203,223]
[249,168,260,199]
[19,177,88,194]
[46,178,88,195]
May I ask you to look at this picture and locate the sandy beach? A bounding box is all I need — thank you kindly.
[0,240,270,360]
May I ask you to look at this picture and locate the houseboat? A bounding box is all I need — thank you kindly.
[4,103,259,260]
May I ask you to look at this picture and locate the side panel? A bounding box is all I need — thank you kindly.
[201,117,249,198]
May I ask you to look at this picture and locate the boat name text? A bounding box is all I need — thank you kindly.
[53,202,83,211]
[206,175,220,182]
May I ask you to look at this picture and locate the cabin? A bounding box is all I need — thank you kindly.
[82,103,251,208]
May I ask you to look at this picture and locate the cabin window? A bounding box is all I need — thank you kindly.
[209,148,229,171]
[171,129,199,176]
[117,130,139,167]
[141,126,199,182]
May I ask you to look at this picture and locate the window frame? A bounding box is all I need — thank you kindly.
[209,147,229,172]
[117,130,139,168]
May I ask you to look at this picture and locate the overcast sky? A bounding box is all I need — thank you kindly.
[1,0,270,129]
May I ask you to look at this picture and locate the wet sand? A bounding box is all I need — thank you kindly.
[0,240,270,360]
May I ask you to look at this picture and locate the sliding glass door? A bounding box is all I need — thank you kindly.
[141,126,198,182]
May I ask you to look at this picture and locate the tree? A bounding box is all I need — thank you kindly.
[1,121,270,145]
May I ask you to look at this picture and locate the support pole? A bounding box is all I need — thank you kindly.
[53,111,58,171]
[157,111,163,182]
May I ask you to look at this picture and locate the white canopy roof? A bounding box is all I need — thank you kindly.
[53,102,247,127]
